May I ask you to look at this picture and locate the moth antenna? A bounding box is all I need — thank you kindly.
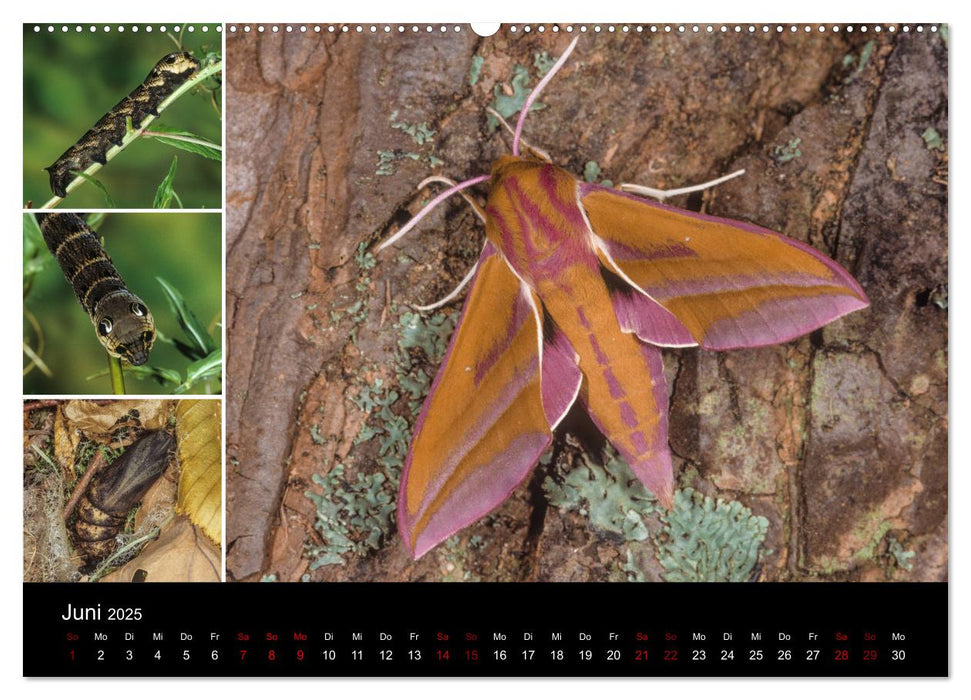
[412,257,481,312]
[619,169,746,201]
[512,36,580,157]
[417,176,487,222]
[486,108,552,163]
[377,174,491,252]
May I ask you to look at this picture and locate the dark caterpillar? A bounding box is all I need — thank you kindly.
[45,51,201,198]
[73,430,175,563]
[37,213,156,365]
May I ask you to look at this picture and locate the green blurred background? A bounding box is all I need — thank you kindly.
[24,212,222,394]
[23,25,221,208]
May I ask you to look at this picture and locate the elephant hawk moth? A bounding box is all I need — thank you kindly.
[378,37,870,558]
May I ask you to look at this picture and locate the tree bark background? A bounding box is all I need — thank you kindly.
[225,26,947,582]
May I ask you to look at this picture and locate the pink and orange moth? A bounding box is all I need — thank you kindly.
[378,38,869,559]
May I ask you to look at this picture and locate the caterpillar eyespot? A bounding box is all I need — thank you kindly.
[72,430,175,564]
[36,213,156,366]
[44,51,201,198]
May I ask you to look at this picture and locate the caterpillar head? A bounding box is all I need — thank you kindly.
[94,290,156,366]
[153,51,201,80]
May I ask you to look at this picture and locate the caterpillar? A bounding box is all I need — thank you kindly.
[37,213,156,365]
[45,51,201,198]
[72,430,175,563]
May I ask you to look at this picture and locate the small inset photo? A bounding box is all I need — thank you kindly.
[23,212,222,395]
[23,24,222,209]
[23,399,222,583]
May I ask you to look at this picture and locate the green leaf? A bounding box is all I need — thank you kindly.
[71,172,116,207]
[131,365,183,386]
[23,212,42,245]
[23,213,43,261]
[145,124,222,162]
[85,212,107,231]
[156,277,217,358]
[153,156,179,209]
[176,348,222,393]
[23,215,49,296]
[86,364,182,387]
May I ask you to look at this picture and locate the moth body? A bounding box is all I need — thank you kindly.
[485,156,675,505]
[72,430,175,564]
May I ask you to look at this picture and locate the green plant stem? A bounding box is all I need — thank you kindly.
[40,59,223,209]
[107,354,126,395]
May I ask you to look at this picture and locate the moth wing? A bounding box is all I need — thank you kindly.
[580,184,869,350]
[399,243,582,558]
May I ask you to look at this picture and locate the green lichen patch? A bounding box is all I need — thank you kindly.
[533,51,555,76]
[488,65,545,130]
[543,448,658,541]
[620,548,647,582]
[397,310,455,366]
[468,55,485,86]
[583,160,601,183]
[842,40,875,84]
[886,534,916,572]
[395,311,456,414]
[921,127,944,151]
[654,488,768,582]
[390,110,437,146]
[439,535,485,582]
[355,241,376,272]
[309,424,327,445]
[328,298,368,328]
[375,149,421,177]
[305,309,457,569]
[375,149,398,176]
[305,463,399,568]
[773,137,802,164]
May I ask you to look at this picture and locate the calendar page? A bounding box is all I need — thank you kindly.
[21,19,948,679]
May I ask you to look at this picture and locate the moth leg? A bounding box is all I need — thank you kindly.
[486,107,552,163]
[394,179,486,311]
[417,176,487,222]
[619,168,745,201]
[412,255,481,312]
[376,174,490,252]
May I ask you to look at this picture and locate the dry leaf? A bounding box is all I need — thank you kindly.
[52,406,77,480]
[134,462,179,532]
[176,400,221,546]
[101,516,220,582]
[62,399,172,434]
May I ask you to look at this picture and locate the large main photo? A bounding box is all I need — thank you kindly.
[224,25,947,583]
